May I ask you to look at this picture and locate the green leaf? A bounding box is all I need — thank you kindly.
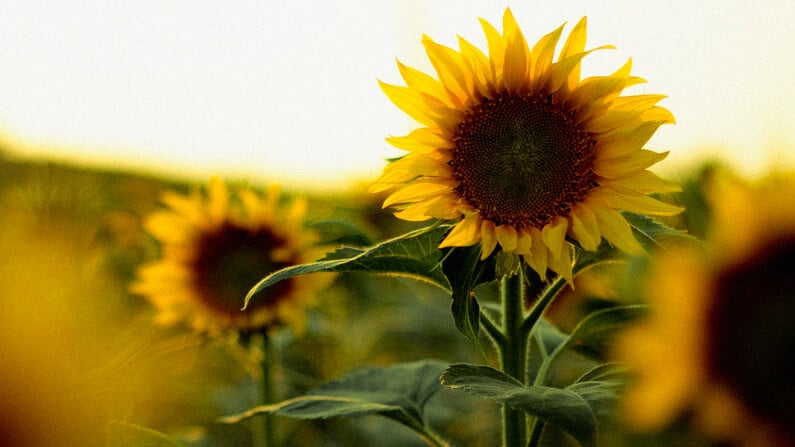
[220,360,447,431]
[566,366,626,421]
[560,305,645,358]
[441,363,624,447]
[534,306,644,387]
[572,213,693,274]
[527,317,569,379]
[245,226,452,308]
[106,421,185,447]
[623,211,695,251]
[441,245,496,340]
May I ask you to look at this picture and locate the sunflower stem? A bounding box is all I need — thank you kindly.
[259,332,274,447]
[500,269,527,447]
[521,274,568,446]
[520,275,567,339]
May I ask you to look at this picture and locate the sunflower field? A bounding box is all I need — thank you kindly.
[2,7,794,447]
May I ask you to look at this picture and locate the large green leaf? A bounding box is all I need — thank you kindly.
[220,360,447,436]
[441,363,622,447]
[441,245,496,341]
[623,211,695,251]
[106,421,185,447]
[244,226,452,308]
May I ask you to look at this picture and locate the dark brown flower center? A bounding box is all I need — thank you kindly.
[192,223,295,318]
[708,236,795,437]
[449,93,597,229]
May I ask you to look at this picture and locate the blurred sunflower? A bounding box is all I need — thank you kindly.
[372,8,681,280]
[132,178,328,335]
[614,172,795,446]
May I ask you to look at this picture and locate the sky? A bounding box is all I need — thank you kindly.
[1,0,793,190]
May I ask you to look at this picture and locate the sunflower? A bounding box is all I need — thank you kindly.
[614,172,795,446]
[371,8,682,280]
[132,178,328,335]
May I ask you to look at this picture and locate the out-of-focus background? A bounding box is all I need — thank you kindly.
[1,0,793,188]
[1,1,792,446]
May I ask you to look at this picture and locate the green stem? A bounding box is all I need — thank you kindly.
[500,270,527,447]
[520,275,567,340]
[520,275,568,446]
[410,421,452,447]
[259,333,274,447]
[526,419,545,447]
[480,308,506,347]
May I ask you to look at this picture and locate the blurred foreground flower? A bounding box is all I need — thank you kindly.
[614,172,795,446]
[372,8,681,281]
[132,178,329,335]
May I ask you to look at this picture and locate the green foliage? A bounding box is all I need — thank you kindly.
[441,364,625,447]
[623,212,695,250]
[220,361,449,445]
[534,306,645,386]
[244,226,452,309]
[441,245,497,341]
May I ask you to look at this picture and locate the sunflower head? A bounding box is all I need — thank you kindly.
[614,172,795,446]
[372,8,682,281]
[132,178,329,335]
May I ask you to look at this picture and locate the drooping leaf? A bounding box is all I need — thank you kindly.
[623,211,695,251]
[562,305,645,357]
[220,360,448,432]
[534,306,644,387]
[245,226,452,308]
[441,245,497,340]
[441,363,622,447]
[542,304,644,375]
[105,421,186,447]
[441,364,594,447]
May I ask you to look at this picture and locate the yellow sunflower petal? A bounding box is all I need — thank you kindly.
[422,36,469,106]
[558,17,587,88]
[397,58,455,108]
[440,214,482,248]
[641,106,676,123]
[515,229,533,255]
[591,187,684,216]
[394,195,460,221]
[569,204,601,251]
[457,35,491,99]
[547,244,574,283]
[480,219,499,259]
[531,23,564,81]
[602,171,682,194]
[594,121,666,159]
[591,205,645,255]
[478,17,506,82]
[379,81,445,126]
[525,228,549,280]
[594,150,670,179]
[496,224,519,252]
[541,216,569,260]
[382,180,455,208]
[385,127,450,152]
[501,8,530,92]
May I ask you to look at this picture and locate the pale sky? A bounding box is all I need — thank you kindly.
[1,1,793,189]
